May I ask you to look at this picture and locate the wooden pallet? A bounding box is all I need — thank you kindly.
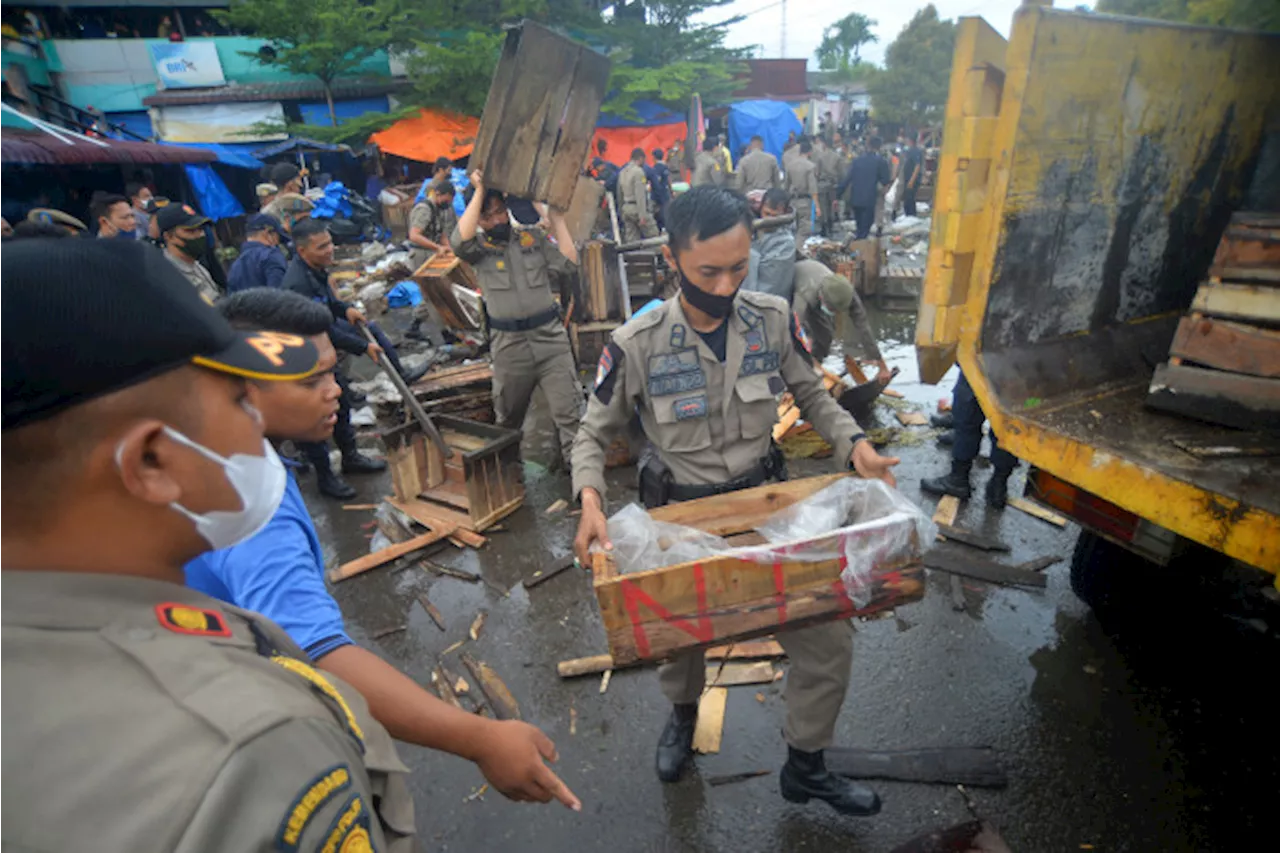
[1146,212,1280,432]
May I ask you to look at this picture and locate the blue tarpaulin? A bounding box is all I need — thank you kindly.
[309,181,354,220]
[415,167,469,217]
[253,138,353,158]
[184,164,244,220]
[298,97,391,128]
[727,100,802,166]
[164,142,261,170]
[597,100,685,128]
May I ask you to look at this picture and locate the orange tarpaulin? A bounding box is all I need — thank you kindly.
[371,108,479,163]
[592,123,687,167]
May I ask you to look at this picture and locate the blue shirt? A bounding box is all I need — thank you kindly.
[184,473,353,661]
[226,240,288,293]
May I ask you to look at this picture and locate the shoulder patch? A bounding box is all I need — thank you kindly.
[737,288,790,315]
[613,301,668,342]
[155,602,231,637]
[594,342,624,406]
[319,794,373,853]
[277,765,352,852]
[791,311,814,365]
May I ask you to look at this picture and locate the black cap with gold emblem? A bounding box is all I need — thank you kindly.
[1,239,320,430]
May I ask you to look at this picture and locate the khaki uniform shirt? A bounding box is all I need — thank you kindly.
[691,151,725,187]
[782,144,800,174]
[793,259,882,363]
[736,149,782,193]
[451,224,575,323]
[572,290,863,500]
[2,571,414,853]
[786,156,819,201]
[408,198,458,268]
[815,147,843,189]
[618,163,650,217]
[165,250,220,303]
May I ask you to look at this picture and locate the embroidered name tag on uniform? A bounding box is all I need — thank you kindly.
[155,603,232,637]
[738,304,763,329]
[673,395,708,420]
[647,348,706,397]
[319,795,372,853]
[277,765,352,852]
[741,351,780,375]
[744,328,767,354]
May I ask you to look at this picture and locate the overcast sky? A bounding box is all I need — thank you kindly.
[696,1,1098,67]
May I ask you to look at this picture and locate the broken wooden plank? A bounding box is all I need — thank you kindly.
[524,554,577,589]
[468,610,487,641]
[370,624,407,640]
[705,640,786,660]
[330,527,458,582]
[1147,362,1280,432]
[1007,496,1067,527]
[387,497,488,547]
[922,548,1047,589]
[557,654,621,678]
[705,661,776,687]
[598,669,611,694]
[433,666,464,709]
[342,503,378,511]
[1013,555,1063,573]
[1190,282,1280,324]
[417,593,447,631]
[706,769,772,787]
[826,746,1007,788]
[460,654,521,720]
[545,498,569,516]
[936,523,1010,552]
[420,560,481,583]
[932,495,960,527]
[896,410,929,426]
[691,687,727,754]
[1169,315,1280,378]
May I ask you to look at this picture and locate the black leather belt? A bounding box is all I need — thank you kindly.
[487,306,559,332]
[668,461,772,502]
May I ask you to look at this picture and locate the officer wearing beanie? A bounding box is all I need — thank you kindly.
[1,239,416,852]
[570,186,899,816]
[791,258,886,371]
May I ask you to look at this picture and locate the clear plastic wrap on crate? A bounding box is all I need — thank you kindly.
[606,503,732,574]
[749,478,935,605]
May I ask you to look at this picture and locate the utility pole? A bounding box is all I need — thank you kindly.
[780,0,787,57]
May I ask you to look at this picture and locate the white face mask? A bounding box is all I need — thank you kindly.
[158,427,287,550]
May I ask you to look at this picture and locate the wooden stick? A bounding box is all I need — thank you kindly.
[1008,497,1067,527]
[433,666,464,709]
[417,593,446,631]
[460,654,521,720]
[922,549,1048,589]
[557,653,619,678]
[705,661,776,687]
[341,503,379,511]
[469,610,487,641]
[387,497,488,547]
[707,769,771,787]
[330,527,457,582]
[1014,555,1063,573]
[421,560,481,583]
[524,554,576,588]
[356,320,452,459]
[706,639,785,660]
[692,687,728,754]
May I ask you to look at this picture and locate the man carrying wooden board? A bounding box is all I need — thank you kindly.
[570,186,900,816]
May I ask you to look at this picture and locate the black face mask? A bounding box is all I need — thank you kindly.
[677,262,738,320]
[485,223,512,243]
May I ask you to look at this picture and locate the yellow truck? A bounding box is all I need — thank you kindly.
[916,4,1280,613]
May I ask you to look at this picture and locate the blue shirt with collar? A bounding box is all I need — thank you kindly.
[226,239,288,293]
[183,469,353,661]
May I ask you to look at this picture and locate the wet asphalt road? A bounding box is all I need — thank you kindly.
[312,306,1276,852]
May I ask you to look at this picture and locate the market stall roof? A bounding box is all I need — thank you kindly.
[1,128,218,166]
[142,79,408,108]
[369,108,478,163]
[253,137,354,159]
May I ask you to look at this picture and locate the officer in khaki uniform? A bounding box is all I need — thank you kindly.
[407,179,458,269]
[735,135,782,193]
[691,137,726,187]
[785,140,820,250]
[792,259,886,369]
[814,137,843,236]
[452,171,583,463]
[1,239,415,852]
[572,186,899,817]
[618,148,659,242]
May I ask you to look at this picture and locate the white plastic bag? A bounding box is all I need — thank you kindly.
[605,503,731,574]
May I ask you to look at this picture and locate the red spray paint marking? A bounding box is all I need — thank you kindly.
[621,561,714,659]
[772,560,788,623]
[832,549,856,616]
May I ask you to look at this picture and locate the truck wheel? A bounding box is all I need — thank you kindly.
[1069,531,1156,620]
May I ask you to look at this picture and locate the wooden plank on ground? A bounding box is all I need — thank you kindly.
[1169,315,1280,378]
[692,687,727,754]
[922,548,1047,589]
[417,593,446,631]
[1014,555,1063,573]
[1147,363,1280,432]
[932,495,960,527]
[936,523,1010,552]
[557,654,621,678]
[896,410,929,426]
[330,527,457,583]
[386,497,488,547]
[706,661,777,687]
[460,654,521,720]
[1007,496,1067,527]
[826,746,1007,788]
[524,554,577,588]
[705,640,785,660]
[1190,282,1280,324]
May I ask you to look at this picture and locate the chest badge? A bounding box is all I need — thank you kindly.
[496,259,506,271]
[518,231,536,249]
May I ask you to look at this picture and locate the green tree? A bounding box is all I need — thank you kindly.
[1096,0,1279,30]
[816,13,878,72]
[218,0,401,127]
[867,5,956,131]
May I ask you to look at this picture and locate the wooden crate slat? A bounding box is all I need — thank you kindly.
[1190,282,1280,324]
[646,473,851,536]
[1147,362,1280,432]
[543,46,613,208]
[1169,315,1280,378]
[468,28,522,171]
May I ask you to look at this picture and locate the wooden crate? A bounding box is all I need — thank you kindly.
[413,254,482,330]
[469,21,611,209]
[623,250,670,304]
[571,320,619,369]
[592,473,926,665]
[578,241,623,322]
[385,415,524,531]
[380,183,421,239]
[410,362,495,424]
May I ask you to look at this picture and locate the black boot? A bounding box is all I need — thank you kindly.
[342,449,387,475]
[779,746,881,816]
[930,412,954,428]
[655,704,698,783]
[315,460,357,500]
[986,468,1013,509]
[921,459,973,500]
[936,430,955,447]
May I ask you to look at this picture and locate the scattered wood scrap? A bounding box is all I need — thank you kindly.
[342,503,378,511]
[388,497,489,548]
[933,495,960,527]
[706,661,776,687]
[706,640,785,660]
[469,610,487,641]
[524,554,576,588]
[826,746,1007,788]
[936,523,1010,552]
[922,549,1047,589]
[1014,555,1063,573]
[433,666,464,709]
[1007,497,1067,527]
[692,687,727,754]
[460,654,521,720]
[544,499,569,515]
[453,676,470,696]
[599,669,612,694]
[330,527,458,583]
[896,410,929,426]
[557,654,622,678]
[370,624,407,640]
[417,593,447,631]
[421,560,481,583]
[707,770,771,787]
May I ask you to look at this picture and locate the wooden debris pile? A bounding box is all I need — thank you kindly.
[409,362,495,424]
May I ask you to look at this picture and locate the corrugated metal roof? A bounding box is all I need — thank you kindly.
[143,78,407,107]
[1,129,219,165]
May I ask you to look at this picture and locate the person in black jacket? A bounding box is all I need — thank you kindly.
[226,214,288,293]
[282,218,428,498]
